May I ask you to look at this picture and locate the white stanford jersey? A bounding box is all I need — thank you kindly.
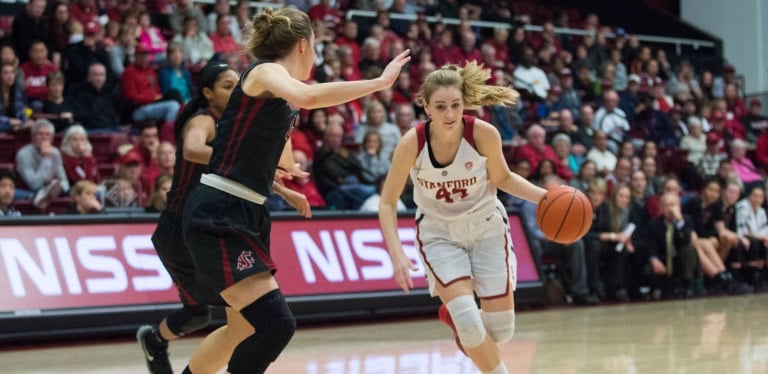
[410,115,497,220]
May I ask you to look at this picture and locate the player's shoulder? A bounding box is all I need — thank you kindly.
[470,117,501,142]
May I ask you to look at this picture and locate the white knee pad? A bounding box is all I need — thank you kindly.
[446,295,486,349]
[481,310,515,343]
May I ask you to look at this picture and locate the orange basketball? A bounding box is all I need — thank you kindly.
[536,185,593,244]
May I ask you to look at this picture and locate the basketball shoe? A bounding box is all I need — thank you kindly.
[137,325,173,374]
[438,304,467,356]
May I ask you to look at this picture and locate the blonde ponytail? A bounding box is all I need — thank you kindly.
[417,61,520,109]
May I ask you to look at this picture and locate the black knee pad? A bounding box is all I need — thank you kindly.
[228,289,296,374]
[166,304,211,336]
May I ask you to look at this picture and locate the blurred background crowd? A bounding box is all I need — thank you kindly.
[0,0,766,304]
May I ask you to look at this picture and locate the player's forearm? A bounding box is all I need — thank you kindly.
[379,204,405,256]
[497,172,546,204]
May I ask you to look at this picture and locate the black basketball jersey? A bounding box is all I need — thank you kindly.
[207,61,298,197]
[166,108,215,217]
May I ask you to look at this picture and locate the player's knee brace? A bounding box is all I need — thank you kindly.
[228,289,296,374]
[446,295,486,349]
[481,309,515,343]
[166,304,211,336]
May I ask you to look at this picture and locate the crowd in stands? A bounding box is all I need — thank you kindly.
[0,0,766,304]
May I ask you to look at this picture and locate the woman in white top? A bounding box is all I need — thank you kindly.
[379,61,546,374]
[734,185,768,288]
[680,117,706,165]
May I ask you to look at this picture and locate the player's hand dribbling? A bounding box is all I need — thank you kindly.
[379,49,411,87]
[391,251,418,293]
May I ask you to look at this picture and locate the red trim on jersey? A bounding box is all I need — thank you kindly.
[416,122,427,153]
[170,158,194,214]
[462,115,477,150]
[217,97,264,176]
[242,232,275,271]
[219,237,236,288]
[223,99,264,176]
[417,217,472,288]
[218,95,248,174]
[178,285,199,305]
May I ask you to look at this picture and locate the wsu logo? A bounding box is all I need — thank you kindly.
[236,250,256,271]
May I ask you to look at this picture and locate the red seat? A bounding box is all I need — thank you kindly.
[98,163,117,180]
[0,134,15,163]
[0,15,13,33]
[658,147,688,176]
[90,134,118,163]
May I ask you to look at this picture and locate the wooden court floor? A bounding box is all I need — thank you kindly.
[2,294,767,374]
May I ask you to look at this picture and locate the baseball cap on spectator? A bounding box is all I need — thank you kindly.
[559,67,572,77]
[653,77,665,86]
[119,149,142,165]
[628,74,641,84]
[710,110,726,122]
[84,21,100,35]
[548,85,562,95]
[749,98,762,107]
[706,132,721,145]
[135,44,151,55]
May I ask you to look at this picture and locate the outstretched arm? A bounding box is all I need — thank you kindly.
[246,50,411,109]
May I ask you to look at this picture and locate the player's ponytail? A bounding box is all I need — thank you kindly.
[173,62,233,140]
[417,61,520,109]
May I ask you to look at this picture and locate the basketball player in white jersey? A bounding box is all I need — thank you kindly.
[379,61,547,374]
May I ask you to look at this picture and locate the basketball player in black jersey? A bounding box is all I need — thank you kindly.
[136,63,311,374]
[179,7,410,374]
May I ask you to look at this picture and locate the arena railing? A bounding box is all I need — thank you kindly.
[345,9,717,53]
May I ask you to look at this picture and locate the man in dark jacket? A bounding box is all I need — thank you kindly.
[72,63,121,132]
[11,0,46,63]
[647,192,698,298]
[312,122,375,210]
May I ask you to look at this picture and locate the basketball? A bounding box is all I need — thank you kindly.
[536,186,593,244]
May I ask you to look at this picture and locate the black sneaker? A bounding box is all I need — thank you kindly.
[137,325,173,374]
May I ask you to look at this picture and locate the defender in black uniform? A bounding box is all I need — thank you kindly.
[179,7,410,374]
[137,63,311,374]
[136,63,238,374]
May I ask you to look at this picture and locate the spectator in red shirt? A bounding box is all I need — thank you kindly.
[338,45,362,82]
[69,0,98,27]
[292,108,328,161]
[482,27,511,71]
[431,28,461,67]
[121,45,180,124]
[20,40,58,106]
[335,21,360,66]
[60,124,101,185]
[209,15,239,55]
[513,124,573,181]
[457,29,481,64]
[131,121,161,202]
[283,149,326,209]
[307,0,342,33]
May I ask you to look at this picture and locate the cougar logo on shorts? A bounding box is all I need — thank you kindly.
[236,250,256,271]
[464,161,473,171]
